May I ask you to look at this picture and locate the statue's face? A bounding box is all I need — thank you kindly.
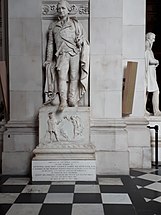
[150,35,155,44]
[57,2,68,18]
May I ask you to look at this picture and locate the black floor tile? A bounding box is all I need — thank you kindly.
[39,204,72,215]
[136,209,159,215]
[0,204,12,215]
[76,181,98,185]
[132,178,153,187]
[139,188,161,200]
[0,185,25,193]
[15,193,46,203]
[121,176,147,210]
[73,193,102,203]
[48,185,74,193]
[130,170,145,177]
[28,181,51,185]
[103,204,137,215]
[146,201,161,214]
[0,175,9,185]
[100,185,126,193]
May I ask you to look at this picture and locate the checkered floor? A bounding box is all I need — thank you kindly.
[0,168,161,215]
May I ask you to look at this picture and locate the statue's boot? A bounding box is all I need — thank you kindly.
[58,80,67,112]
[68,80,78,107]
[152,90,161,116]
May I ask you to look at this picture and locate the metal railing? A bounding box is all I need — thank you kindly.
[147,125,159,168]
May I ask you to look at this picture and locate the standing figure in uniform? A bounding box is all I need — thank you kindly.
[145,32,161,116]
[44,0,89,111]
[47,112,59,142]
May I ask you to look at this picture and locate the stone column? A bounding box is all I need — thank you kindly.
[2,0,42,174]
[90,0,129,174]
[123,0,151,168]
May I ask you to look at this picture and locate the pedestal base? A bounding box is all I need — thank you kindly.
[32,144,96,181]
[32,159,96,181]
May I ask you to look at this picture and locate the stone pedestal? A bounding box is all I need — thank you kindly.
[125,118,151,168]
[91,119,129,175]
[32,106,96,181]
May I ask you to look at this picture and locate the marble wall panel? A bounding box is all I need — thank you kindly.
[143,147,151,168]
[131,91,145,117]
[90,18,122,55]
[90,90,105,118]
[91,129,127,151]
[9,55,42,91]
[96,151,129,175]
[8,0,41,18]
[3,132,38,152]
[128,147,142,168]
[10,91,42,121]
[9,18,42,57]
[91,0,122,18]
[104,91,122,118]
[123,26,145,59]
[123,0,145,25]
[90,55,122,91]
[2,152,32,175]
[127,125,150,147]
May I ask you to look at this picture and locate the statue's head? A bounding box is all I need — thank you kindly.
[57,0,71,18]
[146,32,156,43]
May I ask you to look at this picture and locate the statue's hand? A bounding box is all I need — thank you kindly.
[156,60,159,67]
[43,61,52,67]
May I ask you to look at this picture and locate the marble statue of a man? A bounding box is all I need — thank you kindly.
[145,32,161,116]
[44,0,89,111]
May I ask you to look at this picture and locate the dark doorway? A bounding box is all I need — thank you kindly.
[146,0,161,113]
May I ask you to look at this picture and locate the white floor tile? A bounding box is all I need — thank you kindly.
[138,174,161,182]
[145,182,161,192]
[0,193,19,203]
[44,193,73,203]
[6,204,42,215]
[74,185,100,193]
[101,193,132,204]
[51,181,75,185]
[153,196,161,203]
[3,178,30,185]
[72,204,104,215]
[22,185,50,193]
[98,177,123,185]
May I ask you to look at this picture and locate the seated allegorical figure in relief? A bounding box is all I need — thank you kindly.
[145,32,161,116]
[44,0,89,111]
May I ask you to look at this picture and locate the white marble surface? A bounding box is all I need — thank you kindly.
[3,177,30,185]
[39,106,90,145]
[22,185,50,193]
[2,152,32,175]
[8,0,41,18]
[10,91,42,121]
[90,18,122,55]
[101,193,132,204]
[138,174,161,182]
[44,193,73,203]
[74,185,100,193]
[72,204,104,215]
[145,182,161,192]
[0,193,19,203]
[98,177,123,185]
[32,160,96,181]
[6,204,42,215]
[123,26,145,59]
[91,0,122,18]
[123,0,145,25]
[96,151,129,175]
